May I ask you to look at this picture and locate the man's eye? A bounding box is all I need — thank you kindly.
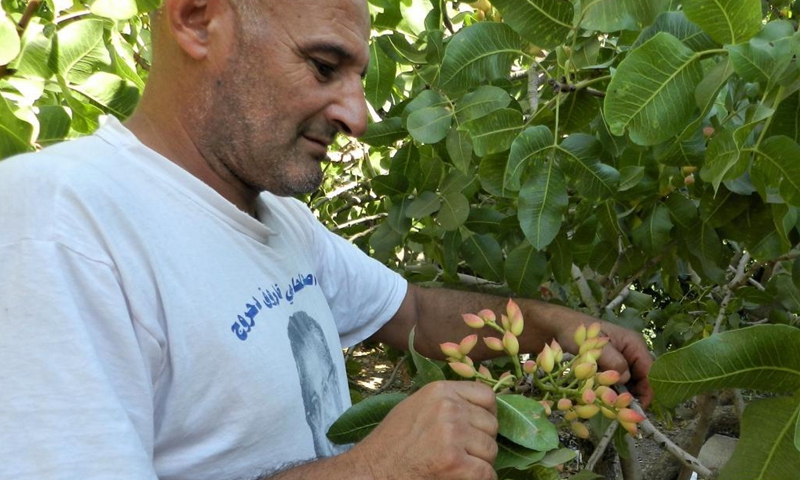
[312,60,335,78]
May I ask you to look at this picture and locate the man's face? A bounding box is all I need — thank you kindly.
[200,0,370,197]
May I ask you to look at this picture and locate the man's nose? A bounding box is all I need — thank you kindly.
[329,77,368,138]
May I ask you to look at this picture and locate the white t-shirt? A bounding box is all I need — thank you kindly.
[0,117,408,480]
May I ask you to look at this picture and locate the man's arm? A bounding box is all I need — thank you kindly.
[266,381,500,480]
[371,284,653,407]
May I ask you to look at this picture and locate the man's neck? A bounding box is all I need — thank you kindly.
[124,108,260,217]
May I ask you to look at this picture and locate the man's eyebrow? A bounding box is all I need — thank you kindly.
[304,42,370,78]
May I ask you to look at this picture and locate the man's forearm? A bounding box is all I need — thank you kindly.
[263,449,374,480]
[382,284,589,361]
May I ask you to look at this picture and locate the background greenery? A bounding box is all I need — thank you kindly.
[2,0,800,478]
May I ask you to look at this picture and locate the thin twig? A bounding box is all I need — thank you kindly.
[604,249,670,307]
[332,213,386,232]
[731,389,746,421]
[605,287,630,312]
[714,252,750,334]
[375,357,407,394]
[585,421,619,472]
[572,264,600,316]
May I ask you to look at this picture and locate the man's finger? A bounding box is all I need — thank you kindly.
[465,403,499,437]
[597,346,631,384]
[464,431,499,465]
[453,381,497,414]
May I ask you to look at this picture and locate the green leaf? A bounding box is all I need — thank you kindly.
[54,19,109,78]
[649,325,800,409]
[504,125,554,194]
[465,209,507,236]
[408,326,446,386]
[0,95,34,158]
[439,22,522,95]
[727,42,777,85]
[718,394,800,480]
[569,471,604,480]
[634,12,717,52]
[505,242,547,296]
[460,234,504,282]
[631,205,673,255]
[618,165,645,191]
[403,90,448,123]
[368,221,403,262]
[11,23,54,79]
[538,448,577,467]
[550,231,573,284]
[406,191,442,218]
[557,134,620,200]
[604,32,704,146]
[459,108,523,157]
[704,103,773,191]
[362,117,406,146]
[700,129,748,189]
[581,0,668,33]
[35,105,71,145]
[445,127,473,174]
[414,146,444,192]
[682,0,762,45]
[375,33,427,64]
[437,191,469,231]
[407,106,452,144]
[560,91,600,134]
[364,40,397,110]
[91,0,138,20]
[478,153,511,198]
[796,401,800,452]
[776,275,800,312]
[136,0,162,13]
[684,220,726,283]
[699,185,751,228]
[741,202,786,261]
[0,14,21,65]
[496,395,559,452]
[387,199,412,234]
[494,436,547,470]
[326,393,408,444]
[528,466,560,480]
[665,193,698,229]
[766,90,799,143]
[752,136,800,207]
[454,86,512,123]
[518,160,567,250]
[491,0,573,50]
[71,72,140,119]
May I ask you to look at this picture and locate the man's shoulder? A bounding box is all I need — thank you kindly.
[0,132,118,185]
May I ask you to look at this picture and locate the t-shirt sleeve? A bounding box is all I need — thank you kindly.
[0,240,161,480]
[305,211,408,348]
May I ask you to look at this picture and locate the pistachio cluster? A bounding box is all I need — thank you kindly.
[440,299,646,438]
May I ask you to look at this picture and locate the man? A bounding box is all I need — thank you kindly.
[0,0,652,478]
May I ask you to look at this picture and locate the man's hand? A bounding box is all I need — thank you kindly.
[555,320,653,408]
[351,381,499,480]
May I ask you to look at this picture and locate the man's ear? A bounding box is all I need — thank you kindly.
[163,0,214,60]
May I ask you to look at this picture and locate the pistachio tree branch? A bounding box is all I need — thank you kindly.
[616,386,715,479]
[585,421,619,472]
[620,435,643,480]
[572,264,601,316]
[634,403,715,479]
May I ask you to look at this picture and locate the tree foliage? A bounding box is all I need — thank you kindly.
[3,0,800,477]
